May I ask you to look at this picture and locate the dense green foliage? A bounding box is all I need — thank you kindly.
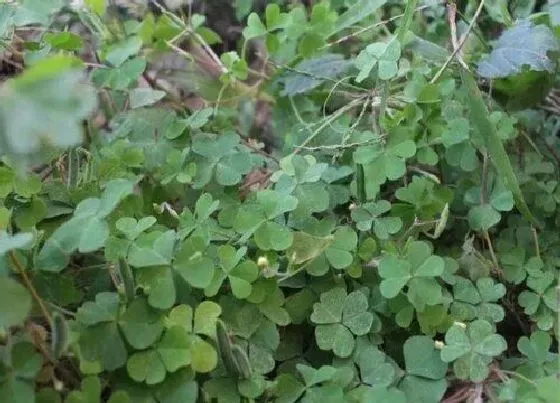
[0,0,559,402]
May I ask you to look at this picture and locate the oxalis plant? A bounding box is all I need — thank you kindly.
[0,0,559,402]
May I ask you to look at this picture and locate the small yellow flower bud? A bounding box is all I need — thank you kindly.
[434,340,445,350]
[54,379,64,392]
[257,256,269,268]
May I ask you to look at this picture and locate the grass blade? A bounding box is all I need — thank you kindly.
[460,68,540,228]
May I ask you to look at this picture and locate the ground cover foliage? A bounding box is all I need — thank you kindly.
[0,0,559,401]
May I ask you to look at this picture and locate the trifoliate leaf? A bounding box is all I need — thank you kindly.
[119,298,164,349]
[355,38,401,82]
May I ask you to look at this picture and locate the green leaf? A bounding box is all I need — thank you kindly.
[127,230,175,267]
[0,230,33,256]
[0,62,96,162]
[79,322,128,371]
[129,88,166,109]
[119,298,164,350]
[356,344,395,387]
[356,38,401,82]
[280,54,352,97]
[287,232,333,265]
[76,292,119,325]
[517,331,551,363]
[332,0,387,35]
[174,237,215,289]
[105,37,142,67]
[341,291,373,335]
[399,376,447,403]
[310,287,345,324]
[243,13,267,40]
[190,337,218,373]
[156,326,192,372]
[86,0,107,15]
[379,256,411,298]
[461,68,539,227]
[254,221,293,251]
[468,204,501,231]
[404,336,447,380]
[127,350,166,385]
[193,301,221,337]
[440,320,507,382]
[325,227,357,269]
[314,323,355,357]
[44,32,83,51]
[477,21,560,78]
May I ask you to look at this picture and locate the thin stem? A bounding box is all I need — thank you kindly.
[324,3,436,49]
[9,251,52,325]
[483,231,503,279]
[430,0,485,84]
[291,96,367,155]
[499,370,538,386]
[531,226,541,259]
[446,2,469,69]
[480,149,489,205]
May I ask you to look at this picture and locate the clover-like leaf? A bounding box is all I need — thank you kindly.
[119,298,164,350]
[127,230,175,268]
[404,336,447,380]
[311,288,372,357]
[324,227,357,269]
[378,256,411,298]
[36,179,135,272]
[356,38,401,82]
[342,291,373,335]
[440,320,507,382]
[173,236,216,289]
[351,200,402,240]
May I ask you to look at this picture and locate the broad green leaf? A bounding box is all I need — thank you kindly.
[310,287,346,324]
[243,13,267,40]
[119,298,164,350]
[404,336,447,380]
[76,292,119,325]
[468,204,501,231]
[156,326,192,372]
[280,54,352,96]
[193,301,221,337]
[190,338,218,373]
[341,291,373,335]
[79,322,128,371]
[477,21,560,78]
[332,0,387,35]
[378,256,411,298]
[0,277,31,328]
[129,88,166,109]
[127,230,175,267]
[127,350,166,384]
[314,323,355,357]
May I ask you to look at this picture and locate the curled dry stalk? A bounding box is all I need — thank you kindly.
[431,0,485,83]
